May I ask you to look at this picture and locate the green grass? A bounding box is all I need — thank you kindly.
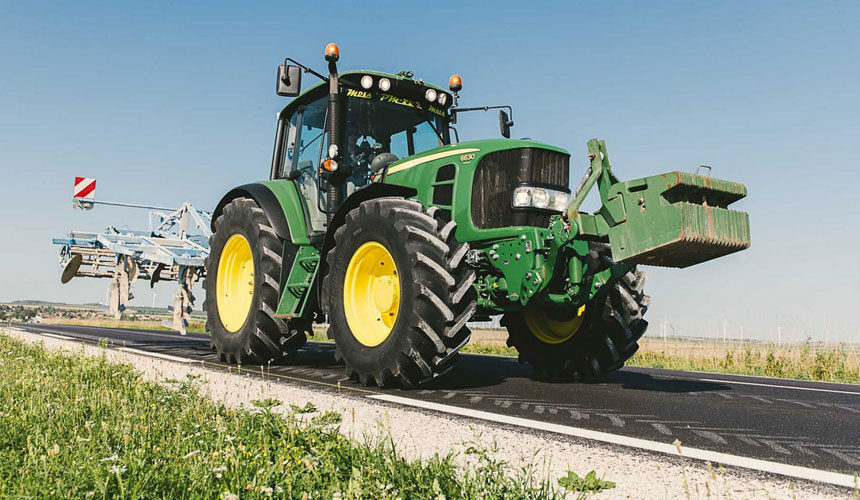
[557,470,615,494]
[0,334,568,499]
[45,318,207,334]
[627,341,860,384]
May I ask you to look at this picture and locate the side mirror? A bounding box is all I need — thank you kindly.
[499,110,513,138]
[276,64,302,97]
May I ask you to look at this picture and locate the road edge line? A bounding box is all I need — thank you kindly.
[696,378,860,396]
[116,347,193,364]
[368,394,857,489]
[39,332,76,341]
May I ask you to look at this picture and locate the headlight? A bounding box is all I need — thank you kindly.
[437,93,447,106]
[425,88,437,102]
[512,186,532,207]
[531,188,549,208]
[550,191,569,212]
[511,185,570,212]
[360,75,373,89]
[378,78,391,92]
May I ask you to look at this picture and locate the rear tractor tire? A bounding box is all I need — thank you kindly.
[325,197,476,387]
[503,244,650,380]
[204,197,308,364]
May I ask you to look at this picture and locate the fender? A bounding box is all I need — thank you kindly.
[212,182,311,245]
[319,182,418,313]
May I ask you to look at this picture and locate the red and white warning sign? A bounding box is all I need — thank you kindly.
[73,177,96,199]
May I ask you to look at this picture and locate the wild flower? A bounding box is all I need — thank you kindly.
[108,464,127,475]
[100,454,118,462]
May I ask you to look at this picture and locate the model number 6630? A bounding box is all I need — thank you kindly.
[459,153,476,162]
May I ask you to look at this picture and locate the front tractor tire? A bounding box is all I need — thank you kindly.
[503,245,650,380]
[204,197,307,364]
[325,198,476,388]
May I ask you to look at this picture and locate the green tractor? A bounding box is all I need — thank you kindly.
[204,43,751,387]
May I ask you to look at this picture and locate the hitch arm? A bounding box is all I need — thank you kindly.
[566,139,619,219]
[565,139,622,238]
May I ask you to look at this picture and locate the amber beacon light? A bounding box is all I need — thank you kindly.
[324,43,339,62]
[448,74,462,92]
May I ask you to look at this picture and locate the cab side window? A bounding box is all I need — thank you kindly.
[295,99,327,175]
[293,98,329,234]
[276,112,298,179]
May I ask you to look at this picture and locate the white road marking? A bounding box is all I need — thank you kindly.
[37,332,75,340]
[693,430,728,444]
[697,378,860,395]
[116,347,192,364]
[368,393,858,489]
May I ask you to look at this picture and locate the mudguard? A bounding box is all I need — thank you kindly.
[212,182,311,245]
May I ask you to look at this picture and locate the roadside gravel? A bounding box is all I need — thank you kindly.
[8,328,852,499]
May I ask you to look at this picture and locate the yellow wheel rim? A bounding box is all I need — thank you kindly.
[216,234,255,332]
[524,304,586,344]
[343,241,400,347]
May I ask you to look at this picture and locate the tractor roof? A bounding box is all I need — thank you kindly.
[279,70,448,118]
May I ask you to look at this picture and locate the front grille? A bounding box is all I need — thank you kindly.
[471,148,570,229]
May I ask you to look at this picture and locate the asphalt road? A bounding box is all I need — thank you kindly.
[12,323,860,478]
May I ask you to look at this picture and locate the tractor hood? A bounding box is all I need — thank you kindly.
[384,138,569,177]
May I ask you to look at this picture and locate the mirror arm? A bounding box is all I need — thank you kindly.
[282,57,326,82]
[451,104,513,121]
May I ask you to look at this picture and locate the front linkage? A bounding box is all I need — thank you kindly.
[473,138,750,316]
[471,139,748,380]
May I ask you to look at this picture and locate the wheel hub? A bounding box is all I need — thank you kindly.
[343,241,400,346]
[524,304,586,344]
[216,234,255,333]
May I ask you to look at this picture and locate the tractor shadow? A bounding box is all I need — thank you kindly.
[595,369,731,393]
[185,340,728,394]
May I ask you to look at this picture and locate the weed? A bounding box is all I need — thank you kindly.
[557,470,615,493]
[289,402,317,414]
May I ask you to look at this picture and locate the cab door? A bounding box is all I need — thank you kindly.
[273,96,330,237]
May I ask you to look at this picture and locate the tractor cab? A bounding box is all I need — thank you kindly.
[270,65,453,234]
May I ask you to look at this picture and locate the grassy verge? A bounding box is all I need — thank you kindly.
[43,317,207,334]
[627,339,860,384]
[0,334,568,499]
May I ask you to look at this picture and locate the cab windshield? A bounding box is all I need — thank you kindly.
[344,92,448,186]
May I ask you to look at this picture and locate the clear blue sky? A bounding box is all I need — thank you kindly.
[1,1,858,342]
